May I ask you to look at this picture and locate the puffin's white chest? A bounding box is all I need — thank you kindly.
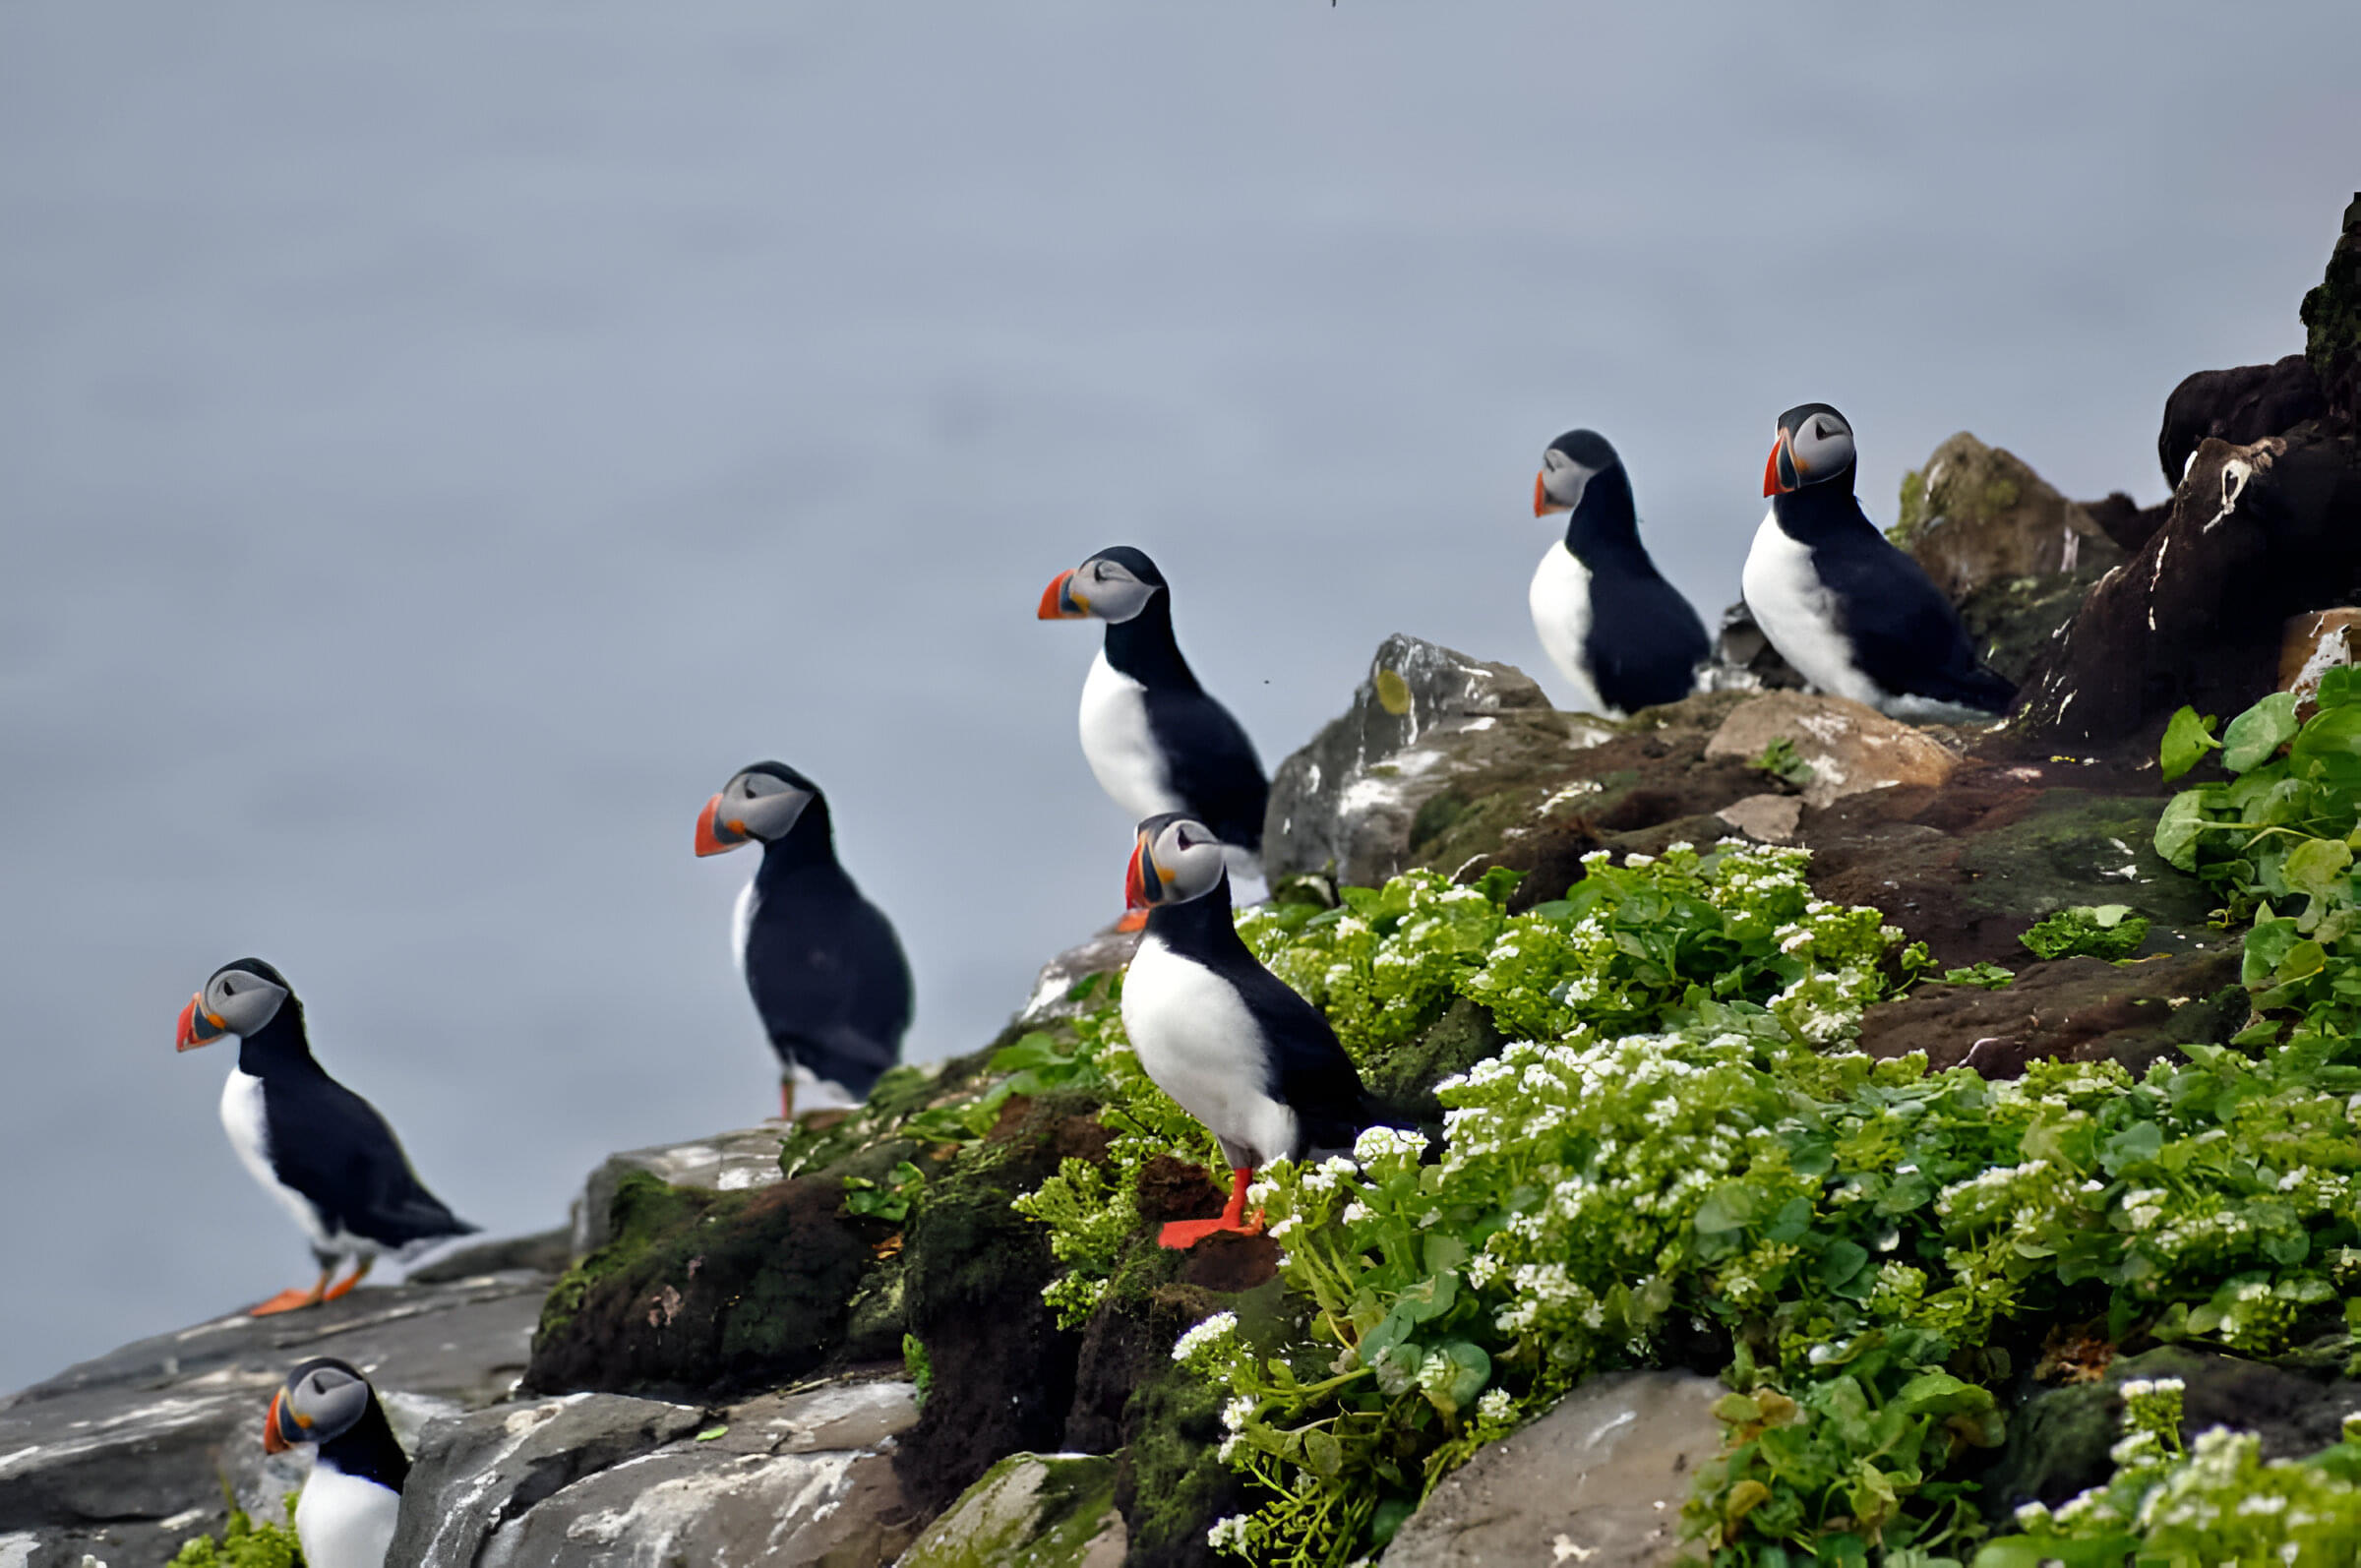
[295,1457,400,1568]
[730,877,758,975]
[1740,511,1886,708]
[1078,649,1184,822]
[1527,542,1611,717]
[220,1068,332,1249]
[1120,936,1299,1167]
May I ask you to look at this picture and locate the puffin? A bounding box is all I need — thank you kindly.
[1743,402,2016,719]
[695,760,912,1118]
[175,959,475,1314]
[264,1357,407,1568]
[1039,546,1268,925]
[1120,812,1389,1247]
[1528,428,1711,715]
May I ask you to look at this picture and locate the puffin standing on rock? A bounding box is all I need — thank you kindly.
[1120,813,1392,1247]
[696,760,912,1118]
[264,1357,407,1568]
[175,959,475,1314]
[1528,428,1711,716]
[1743,402,2016,719]
[1039,547,1268,924]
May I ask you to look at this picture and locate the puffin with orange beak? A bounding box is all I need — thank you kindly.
[263,1357,407,1568]
[176,958,474,1315]
[1038,546,1268,929]
[1741,401,2015,719]
[1120,813,1395,1247]
[695,760,911,1119]
[1527,428,1710,716]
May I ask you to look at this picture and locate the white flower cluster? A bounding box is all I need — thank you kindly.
[1171,1310,1238,1367]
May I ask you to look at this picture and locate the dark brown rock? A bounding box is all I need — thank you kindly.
[2300,192,2361,427]
[2081,491,2172,556]
[2157,354,2327,486]
[1857,948,2242,1078]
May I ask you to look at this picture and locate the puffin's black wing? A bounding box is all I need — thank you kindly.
[263,1075,474,1248]
[1220,963,1372,1153]
[1813,528,2016,713]
[1585,569,1712,713]
[1144,690,1269,852]
[745,886,912,1099]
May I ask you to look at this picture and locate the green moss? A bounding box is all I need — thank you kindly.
[898,1453,1123,1568]
[1891,465,1928,547]
[1407,789,1474,854]
[2300,193,2361,386]
[1361,995,1504,1115]
[534,1170,706,1348]
[168,1492,302,1567]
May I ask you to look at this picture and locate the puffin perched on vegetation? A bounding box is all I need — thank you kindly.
[1120,812,1389,1247]
[1039,547,1268,924]
[1528,428,1711,716]
[696,760,912,1117]
[1743,402,2015,719]
[175,959,474,1314]
[264,1357,407,1568]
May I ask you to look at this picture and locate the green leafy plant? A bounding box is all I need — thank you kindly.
[168,1492,304,1567]
[1752,736,1819,791]
[903,1331,933,1408]
[841,1159,927,1223]
[1978,1379,2361,1565]
[1939,962,2016,991]
[2153,673,2361,1049]
[2019,905,2149,963]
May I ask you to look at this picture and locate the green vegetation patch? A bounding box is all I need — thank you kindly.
[169,1494,303,1567]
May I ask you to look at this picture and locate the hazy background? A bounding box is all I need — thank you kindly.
[2,1,2354,1394]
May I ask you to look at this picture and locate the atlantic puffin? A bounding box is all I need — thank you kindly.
[1528,429,1711,715]
[175,959,475,1314]
[1039,547,1268,924]
[1743,402,2016,719]
[264,1357,407,1568]
[1120,813,1388,1247]
[695,760,912,1118]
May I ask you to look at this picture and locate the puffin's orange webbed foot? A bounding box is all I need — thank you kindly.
[320,1259,373,1302]
[249,1286,326,1316]
[1157,1212,1266,1249]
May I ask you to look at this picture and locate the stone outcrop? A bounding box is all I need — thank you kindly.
[1700,692,1960,811]
[1383,1370,1725,1568]
[897,1453,1126,1568]
[1893,431,2124,602]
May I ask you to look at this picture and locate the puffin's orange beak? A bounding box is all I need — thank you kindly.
[1038,570,1086,620]
[1764,430,1796,497]
[1125,838,1152,911]
[1533,472,1552,517]
[695,795,746,858]
[263,1389,290,1454]
[176,994,225,1053]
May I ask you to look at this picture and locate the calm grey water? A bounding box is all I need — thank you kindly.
[2,1,2354,1394]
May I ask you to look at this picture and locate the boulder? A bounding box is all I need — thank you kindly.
[2278,606,2361,714]
[1382,1369,1725,1568]
[1857,947,2243,1079]
[1700,693,1960,811]
[895,1452,1126,1568]
[390,1376,922,1568]
[0,1264,553,1568]
[1975,1346,2361,1527]
[1893,432,2124,601]
[1018,928,1141,1025]
[572,1123,795,1256]
[2157,354,2327,487]
[2016,426,2361,750]
[2299,192,2361,426]
[1261,635,1615,888]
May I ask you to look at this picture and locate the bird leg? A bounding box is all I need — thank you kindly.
[778,1077,796,1122]
[1158,1166,1264,1248]
[321,1257,374,1302]
[249,1269,332,1316]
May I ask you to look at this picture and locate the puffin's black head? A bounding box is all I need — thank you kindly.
[1124,813,1229,911]
[1764,403,1857,497]
[1037,546,1168,626]
[175,958,293,1053]
[263,1357,376,1455]
[695,760,822,857]
[1533,429,1623,517]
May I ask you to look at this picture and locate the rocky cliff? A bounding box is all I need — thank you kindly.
[7,195,2361,1568]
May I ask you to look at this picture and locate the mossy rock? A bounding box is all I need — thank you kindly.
[525,1170,882,1400]
[1951,789,2219,946]
[897,1452,1125,1568]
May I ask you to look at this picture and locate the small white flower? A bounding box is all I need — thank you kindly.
[1171,1311,1238,1364]
[1221,1395,1254,1433]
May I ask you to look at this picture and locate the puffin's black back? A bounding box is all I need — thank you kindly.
[1089,546,1270,852]
[1560,463,1711,712]
[239,1003,475,1249]
[1774,484,2016,713]
[742,790,913,1098]
[1144,880,1374,1153]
